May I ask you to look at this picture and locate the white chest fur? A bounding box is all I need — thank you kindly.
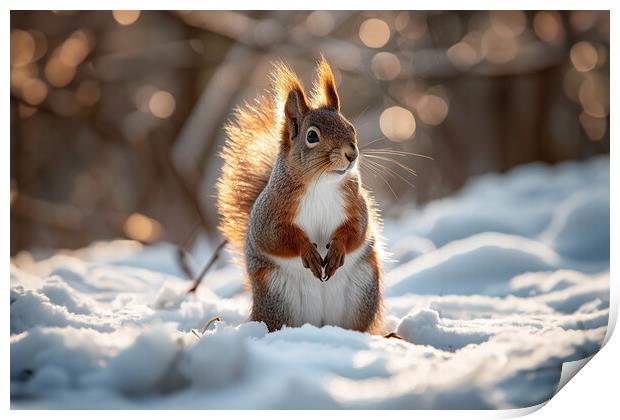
[269,175,373,329]
[295,176,346,249]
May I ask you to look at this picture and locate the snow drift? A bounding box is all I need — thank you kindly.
[10,157,610,409]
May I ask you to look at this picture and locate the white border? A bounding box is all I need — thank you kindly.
[4,2,616,418]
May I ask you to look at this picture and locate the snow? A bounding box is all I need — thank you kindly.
[10,157,610,409]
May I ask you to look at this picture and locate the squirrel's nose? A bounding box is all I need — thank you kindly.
[345,147,358,163]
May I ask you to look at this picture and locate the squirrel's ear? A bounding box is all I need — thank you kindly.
[284,87,309,139]
[312,57,340,111]
[272,62,309,141]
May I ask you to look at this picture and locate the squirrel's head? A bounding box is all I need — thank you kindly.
[274,58,358,182]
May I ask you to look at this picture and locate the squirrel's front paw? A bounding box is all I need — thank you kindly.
[301,242,323,280]
[323,239,346,281]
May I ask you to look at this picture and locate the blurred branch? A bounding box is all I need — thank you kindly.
[173,11,265,48]
[12,193,127,232]
[172,44,261,211]
[187,239,228,293]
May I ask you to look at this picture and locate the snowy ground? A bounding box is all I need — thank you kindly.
[10,157,610,409]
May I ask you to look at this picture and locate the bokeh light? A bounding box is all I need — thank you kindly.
[359,18,390,48]
[380,106,416,142]
[113,10,141,26]
[578,112,606,141]
[570,42,598,73]
[578,76,608,118]
[59,31,91,67]
[11,63,38,92]
[482,28,518,64]
[18,103,38,119]
[570,11,597,32]
[416,94,449,126]
[123,213,162,243]
[149,90,176,119]
[371,52,401,81]
[44,53,76,87]
[533,11,564,44]
[489,11,526,38]
[10,30,35,66]
[21,78,48,106]
[306,11,334,37]
[447,41,479,70]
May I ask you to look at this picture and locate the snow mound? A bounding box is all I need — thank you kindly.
[542,189,610,261]
[387,233,558,297]
[10,157,609,409]
[396,309,491,350]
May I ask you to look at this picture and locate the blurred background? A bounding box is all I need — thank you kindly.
[10,10,610,256]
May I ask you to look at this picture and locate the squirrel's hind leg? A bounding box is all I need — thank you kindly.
[247,257,294,332]
[348,245,384,334]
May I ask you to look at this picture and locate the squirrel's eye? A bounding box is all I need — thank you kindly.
[306,127,320,148]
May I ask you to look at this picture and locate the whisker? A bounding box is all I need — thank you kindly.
[363,157,417,191]
[363,154,418,177]
[362,159,404,191]
[360,161,398,199]
[353,104,370,127]
[363,148,433,160]
[360,137,387,150]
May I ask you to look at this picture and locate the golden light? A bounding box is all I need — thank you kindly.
[59,31,90,67]
[18,103,38,119]
[482,29,518,64]
[76,80,101,106]
[11,30,36,67]
[533,11,563,44]
[112,10,141,26]
[371,52,401,81]
[21,78,48,106]
[306,11,335,37]
[569,11,597,32]
[447,41,479,70]
[148,90,176,119]
[570,42,598,73]
[578,76,608,118]
[123,213,162,243]
[416,94,449,126]
[359,18,390,48]
[10,62,38,91]
[379,106,416,142]
[44,54,76,87]
[579,112,606,141]
[489,11,526,38]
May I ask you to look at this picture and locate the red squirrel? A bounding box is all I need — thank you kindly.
[216,58,383,333]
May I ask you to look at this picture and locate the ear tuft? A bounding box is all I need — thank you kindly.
[311,56,340,111]
[271,61,308,146]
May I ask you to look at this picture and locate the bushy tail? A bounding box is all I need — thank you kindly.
[216,95,280,249]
